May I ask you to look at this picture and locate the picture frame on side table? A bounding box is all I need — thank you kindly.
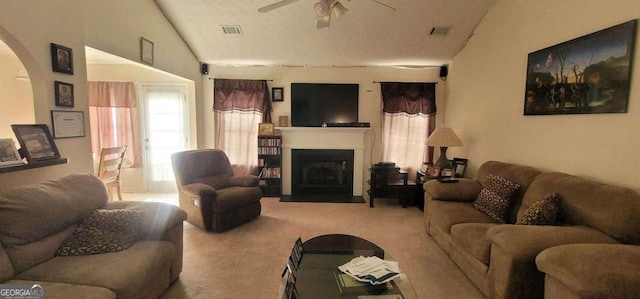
[427,165,441,178]
[140,37,154,65]
[11,124,60,163]
[453,158,468,178]
[51,110,85,138]
[54,81,74,107]
[0,138,24,167]
[50,43,73,74]
[258,123,275,136]
[272,87,284,102]
[420,162,431,173]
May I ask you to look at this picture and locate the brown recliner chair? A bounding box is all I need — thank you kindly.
[171,149,263,232]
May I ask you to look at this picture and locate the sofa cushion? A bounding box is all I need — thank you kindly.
[450,223,498,265]
[429,201,499,234]
[17,241,174,299]
[536,244,640,299]
[473,175,520,223]
[517,193,561,225]
[519,172,640,244]
[56,209,144,256]
[0,174,109,246]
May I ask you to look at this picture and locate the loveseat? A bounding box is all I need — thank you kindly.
[0,174,187,299]
[423,161,640,299]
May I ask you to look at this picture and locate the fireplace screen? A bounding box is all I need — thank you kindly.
[292,149,354,195]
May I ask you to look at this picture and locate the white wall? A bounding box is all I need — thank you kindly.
[0,0,201,188]
[0,52,34,141]
[446,0,640,191]
[206,66,446,191]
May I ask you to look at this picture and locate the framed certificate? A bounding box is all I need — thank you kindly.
[51,110,85,138]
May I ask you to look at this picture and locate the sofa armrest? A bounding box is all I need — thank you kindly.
[181,183,218,198]
[228,175,260,187]
[487,225,619,262]
[536,244,640,299]
[424,178,482,202]
[104,201,187,240]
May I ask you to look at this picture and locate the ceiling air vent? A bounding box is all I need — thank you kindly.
[221,25,242,35]
[430,26,452,36]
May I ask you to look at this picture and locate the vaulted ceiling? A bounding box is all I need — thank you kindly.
[154,0,496,67]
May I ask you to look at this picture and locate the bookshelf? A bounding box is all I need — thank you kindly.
[258,135,282,196]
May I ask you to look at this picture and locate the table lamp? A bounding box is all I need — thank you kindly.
[426,127,463,169]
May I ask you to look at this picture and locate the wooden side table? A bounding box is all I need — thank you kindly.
[367,169,412,208]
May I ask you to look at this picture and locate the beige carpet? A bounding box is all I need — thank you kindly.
[126,193,484,299]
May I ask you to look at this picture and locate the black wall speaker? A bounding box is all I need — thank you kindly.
[439,65,448,78]
[201,63,209,75]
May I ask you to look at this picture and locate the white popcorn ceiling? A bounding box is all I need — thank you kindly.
[154,0,496,67]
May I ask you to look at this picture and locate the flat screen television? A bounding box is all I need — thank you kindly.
[291,83,359,127]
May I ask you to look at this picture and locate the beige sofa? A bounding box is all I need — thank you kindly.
[0,174,187,299]
[423,161,640,299]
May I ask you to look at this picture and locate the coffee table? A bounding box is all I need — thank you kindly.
[280,234,418,299]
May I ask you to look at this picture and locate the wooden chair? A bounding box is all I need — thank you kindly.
[97,145,127,201]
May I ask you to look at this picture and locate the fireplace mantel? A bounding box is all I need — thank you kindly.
[278,127,370,196]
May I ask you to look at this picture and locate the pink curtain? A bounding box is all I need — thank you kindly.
[381,83,437,179]
[88,81,142,167]
[213,79,272,176]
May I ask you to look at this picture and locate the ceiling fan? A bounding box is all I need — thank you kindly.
[258,0,395,29]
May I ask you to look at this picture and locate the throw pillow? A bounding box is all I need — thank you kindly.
[473,174,520,223]
[57,209,144,256]
[517,193,561,225]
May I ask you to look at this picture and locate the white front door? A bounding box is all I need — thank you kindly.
[141,84,188,192]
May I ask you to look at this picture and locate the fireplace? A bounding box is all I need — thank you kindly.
[291,149,354,196]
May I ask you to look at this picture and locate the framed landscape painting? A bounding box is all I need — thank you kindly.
[524,20,637,115]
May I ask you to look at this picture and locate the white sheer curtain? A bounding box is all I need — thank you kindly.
[380,82,437,178]
[214,110,262,176]
[381,112,431,174]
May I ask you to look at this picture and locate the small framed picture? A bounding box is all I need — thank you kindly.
[258,123,275,136]
[51,43,73,74]
[453,158,468,178]
[420,162,431,173]
[278,115,289,127]
[51,110,85,138]
[272,87,284,102]
[427,165,442,177]
[54,81,74,107]
[0,138,23,167]
[140,37,154,65]
[11,124,61,163]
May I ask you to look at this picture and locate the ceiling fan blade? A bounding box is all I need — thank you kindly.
[258,0,298,13]
[371,0,396,12]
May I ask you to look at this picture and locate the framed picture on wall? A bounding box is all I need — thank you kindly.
[51,110,85,138]
[523,20,637,115]
[11,124,60,163]
[272,87,284,102]
[50,43,73,74]
[140,37,154,65]
[54,81,74,107]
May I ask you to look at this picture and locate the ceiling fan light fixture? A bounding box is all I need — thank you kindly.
[314,0,330,17]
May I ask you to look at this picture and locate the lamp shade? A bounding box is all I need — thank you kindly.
[426,127,463,147]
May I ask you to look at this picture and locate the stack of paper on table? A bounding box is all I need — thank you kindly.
[338,256,401,285]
